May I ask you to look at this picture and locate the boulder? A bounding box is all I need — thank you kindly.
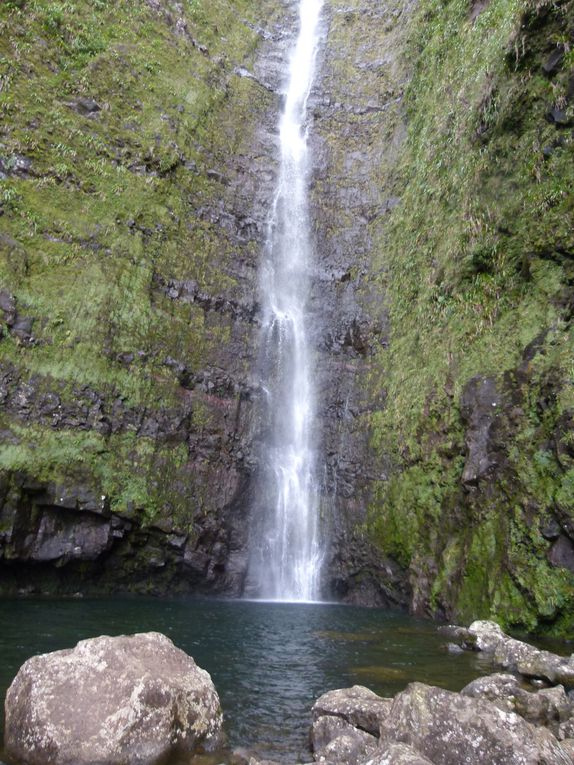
[314,732,377,765]
[443,620,574,687]
[462,673,572,733]
[312,715,377,764]
[468,620,574,686]
[312,685,392,736]
[378,682,571,764]
[366,743,434,765]
[461,672,523,707]
[4,632,223,765]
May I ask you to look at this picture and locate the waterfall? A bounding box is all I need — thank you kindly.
[247,0,324,602]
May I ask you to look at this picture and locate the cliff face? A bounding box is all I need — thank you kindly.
[0,0,288,594]
[1,0,573,634]
[365,0,574,634]
[309,0,414,606]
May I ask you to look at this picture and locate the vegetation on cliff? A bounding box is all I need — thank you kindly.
[0,0,288,595]
[368,0,574,634]
[1,0,573,629]
[0,0,275,530]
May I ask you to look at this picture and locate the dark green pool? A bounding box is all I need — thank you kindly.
[0,598,496,762]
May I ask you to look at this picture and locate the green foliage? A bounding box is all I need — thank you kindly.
[0,0,279,530]
[0,419,192,525]
[366,0,574,633]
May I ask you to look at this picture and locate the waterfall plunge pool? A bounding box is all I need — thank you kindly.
[0,598,498,763]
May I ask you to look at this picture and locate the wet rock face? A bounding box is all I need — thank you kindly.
[4,632,223,765]
[0,473,251,596]
[307,0,415,605]
[460,376,504,486]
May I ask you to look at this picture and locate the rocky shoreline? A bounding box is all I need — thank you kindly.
[4,620,574,765]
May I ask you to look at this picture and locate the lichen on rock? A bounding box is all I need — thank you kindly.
[4,631,223,765]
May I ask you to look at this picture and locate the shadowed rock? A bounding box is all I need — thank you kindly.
[4,632,223,765]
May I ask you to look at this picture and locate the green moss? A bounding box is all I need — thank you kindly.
[0,0,274,398]
[0,418,193,525]
[0,0,281,534]
[366,0,574,633]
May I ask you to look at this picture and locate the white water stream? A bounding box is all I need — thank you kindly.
[247,0,324,602]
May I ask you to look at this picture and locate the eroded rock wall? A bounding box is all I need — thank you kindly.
[364,0,574,634]
[1,0,573,637]
[308,0,415,606]
[0,0,291,595]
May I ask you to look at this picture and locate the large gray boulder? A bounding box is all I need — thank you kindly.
[311,686,391,765]
[4,632,223,765]
[379,682,571,765]
[312,685,392,736]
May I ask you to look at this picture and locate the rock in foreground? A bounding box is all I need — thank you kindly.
[5,632,223,765]
[312,685,392,736]
[311,679,573,765]
[379,682,571,765]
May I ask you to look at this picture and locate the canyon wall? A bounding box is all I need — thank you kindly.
[0,0,573,635]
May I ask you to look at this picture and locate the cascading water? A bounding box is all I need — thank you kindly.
[246,0,324,602]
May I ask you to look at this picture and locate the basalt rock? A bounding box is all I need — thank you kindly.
[311,678,574,765]
[4,632,223,765]
[460,376,504,487]
[367,744,434,765]
[307,0,414,605]
[312,685,393,737]
[445,620,574,687]
[378,682,571,765]
[461,673,572,735]
[312,719,378,765]
[0,472,250,597]
[311,687,390,765]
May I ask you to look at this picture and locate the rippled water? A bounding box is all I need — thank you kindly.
[0,598,496,762]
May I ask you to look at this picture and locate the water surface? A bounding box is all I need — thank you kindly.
[0,598,495,762]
